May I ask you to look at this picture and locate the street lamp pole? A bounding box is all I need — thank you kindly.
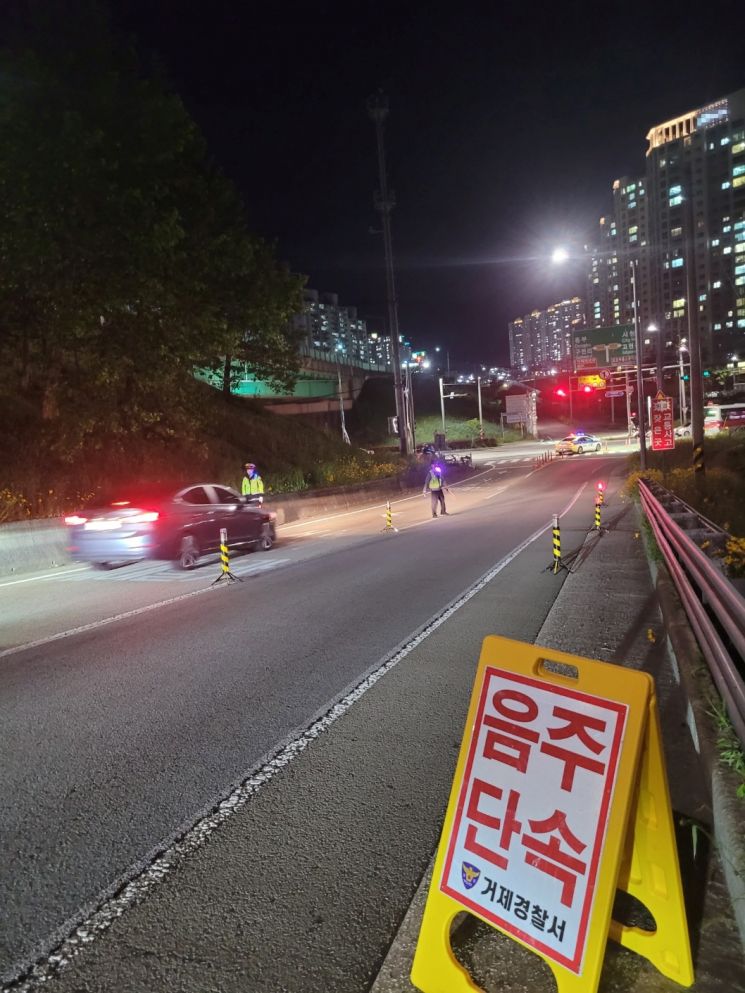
[439,377,446,435]
[679,346,689,425]
[631,259,648,469]
[477,376,484,439]
[368,91,411,457]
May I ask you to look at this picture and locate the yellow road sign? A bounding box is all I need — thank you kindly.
[410,635,693,993]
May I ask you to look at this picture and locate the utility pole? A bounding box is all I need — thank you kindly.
[368,91,411,456]
[631,259,648,470]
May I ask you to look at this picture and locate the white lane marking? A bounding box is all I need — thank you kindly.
[2,482,588,993]
[0,587,220,660]
[0,566,88,589]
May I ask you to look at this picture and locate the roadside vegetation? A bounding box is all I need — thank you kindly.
[626,436,745,538]
[0,383,402,522]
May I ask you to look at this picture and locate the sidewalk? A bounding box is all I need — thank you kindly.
[371,497,745,993]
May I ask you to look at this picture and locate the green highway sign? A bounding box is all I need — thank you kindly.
[573,324,635,370]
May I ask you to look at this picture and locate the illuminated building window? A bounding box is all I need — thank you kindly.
[671,226,682,237]
[734,176,745,188]
[670,185,682,195]
[714,323,722,330]
[721,137,731,145]
[669,195,683,206]
[672,258,684,268]
[699,293,707,301]
[722,181,731,190]
[734,142,745,155]
[724,246,732,254]
[734,165,745,177]
[713,281,722,288]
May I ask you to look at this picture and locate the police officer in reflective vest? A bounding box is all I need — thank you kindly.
[423,462,449,518]
[241,462,265,504]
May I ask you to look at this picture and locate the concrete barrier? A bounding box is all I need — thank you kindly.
[0,519,72,578]
[0,465,475,578]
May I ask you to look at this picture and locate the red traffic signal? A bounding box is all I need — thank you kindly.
[582,385,593,393]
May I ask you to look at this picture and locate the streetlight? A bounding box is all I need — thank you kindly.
[646,322,663,391]
[435,346,450,375]
[553,246,647,468]
[630,259,648,469]
[679,345,689,425]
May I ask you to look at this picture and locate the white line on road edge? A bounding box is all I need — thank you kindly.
[0,586,221,661]
[1,482,587,993]
[0,566,88,589]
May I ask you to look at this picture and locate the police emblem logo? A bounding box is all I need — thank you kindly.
[461,861,480,890]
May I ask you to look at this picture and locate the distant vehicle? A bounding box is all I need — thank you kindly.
[65,482,277,570]
[704,403,745,436]
[554,433,602,456]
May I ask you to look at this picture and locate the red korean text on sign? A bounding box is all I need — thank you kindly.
[441,667,627,974]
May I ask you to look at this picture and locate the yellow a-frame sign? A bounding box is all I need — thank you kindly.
[411,636,693,993]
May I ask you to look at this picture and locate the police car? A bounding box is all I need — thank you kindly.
[554,432,603,456]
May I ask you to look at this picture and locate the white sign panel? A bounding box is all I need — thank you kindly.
[505,395,528,414]
[440,666,627,975]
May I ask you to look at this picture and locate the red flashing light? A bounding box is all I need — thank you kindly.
[582,385,593,393]
[596,481,605,492]
[555,388,567,397]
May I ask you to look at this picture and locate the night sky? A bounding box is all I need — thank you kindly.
[15,3,745,363]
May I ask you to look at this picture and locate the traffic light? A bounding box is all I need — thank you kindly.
[703,369,711,378]
[682,373,689,381]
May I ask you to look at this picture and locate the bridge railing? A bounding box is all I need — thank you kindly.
[639,477,745,748]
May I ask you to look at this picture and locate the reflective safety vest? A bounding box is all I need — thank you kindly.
[242,473,264,496]
[427,472,444,490]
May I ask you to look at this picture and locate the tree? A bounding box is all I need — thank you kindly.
[0,2,303,469]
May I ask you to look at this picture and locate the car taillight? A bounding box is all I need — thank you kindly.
[64,515,87,526]
[129,511,159,523]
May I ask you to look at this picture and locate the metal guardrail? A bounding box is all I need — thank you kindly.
[639,478,745,748]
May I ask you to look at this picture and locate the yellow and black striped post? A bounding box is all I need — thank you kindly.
[552,514,561,573]
[381,499,398,533]
[212,527,243,585]
[693,443,705,476]
[594,498,602,531]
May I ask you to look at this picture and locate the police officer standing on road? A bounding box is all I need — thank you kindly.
[423,462,449,518]
[241,462,265,504]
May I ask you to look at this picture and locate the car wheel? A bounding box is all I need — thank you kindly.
[179,535,199,569]
[595,443,601,452]
[92,561,112,570]
[576,446,584,454]
[258,523,274,552]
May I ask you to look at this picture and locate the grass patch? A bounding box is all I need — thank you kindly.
[626,437,745,537]
[0,382,405,521]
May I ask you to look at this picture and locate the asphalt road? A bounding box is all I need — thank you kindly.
[1,453,629,990]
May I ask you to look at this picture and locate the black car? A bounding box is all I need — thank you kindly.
[65,482,277,569]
